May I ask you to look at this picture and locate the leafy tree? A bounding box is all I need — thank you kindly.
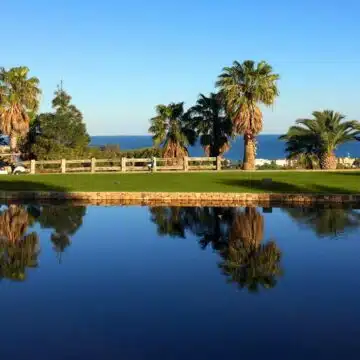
[280,110,360,170]
[0,67,41,152]
[216,60,279,170]
[28,85,90,159]
[187,93,232,157]
[149,102,196,158]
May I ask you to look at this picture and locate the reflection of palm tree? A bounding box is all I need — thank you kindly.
[0,205,32,242]
[0,205,39,281]
[284,207,360,237]
[219,207,282,292]
[150,207,187,238]
[149,206,283,292]
[149,207,232,249]
[186,207,233,251]
[229,207,264,246]
[220,240,282,292]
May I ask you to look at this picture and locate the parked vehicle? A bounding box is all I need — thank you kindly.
[0,158,28,175]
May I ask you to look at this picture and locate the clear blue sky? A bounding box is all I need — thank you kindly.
[2,0,359,135]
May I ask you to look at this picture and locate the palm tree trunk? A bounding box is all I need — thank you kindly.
[320,152,337,170]
[9,134,17,153]
[9,133,18,162]
[243,134,256,170]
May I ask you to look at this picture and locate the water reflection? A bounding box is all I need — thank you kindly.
[1,203,359,286]
[0,204,86,280]
[150,206,283,292]
[0,205,39,281]
[34,205,86,262]
[219,207,282,292]
[284,207,360,237]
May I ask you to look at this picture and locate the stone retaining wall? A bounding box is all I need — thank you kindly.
[0,191,359,206]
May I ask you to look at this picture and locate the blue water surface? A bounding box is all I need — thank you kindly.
[1,204,360,359]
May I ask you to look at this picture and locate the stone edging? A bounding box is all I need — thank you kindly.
[0,191,359,206]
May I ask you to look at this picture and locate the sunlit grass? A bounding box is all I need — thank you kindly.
[0,171,359,194]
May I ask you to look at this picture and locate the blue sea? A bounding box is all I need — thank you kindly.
[91,135,360,160]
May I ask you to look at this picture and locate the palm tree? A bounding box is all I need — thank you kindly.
[216,60,279,170]
[0,67,41,152]
[280,110,360,170]
[187,93,232,157]
[149,102,196,158]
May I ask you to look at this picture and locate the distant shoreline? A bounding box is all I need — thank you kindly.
[90,135,360,161]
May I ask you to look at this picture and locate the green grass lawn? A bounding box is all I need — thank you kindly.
[0,171,359,194]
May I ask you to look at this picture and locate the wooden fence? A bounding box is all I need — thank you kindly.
[24,156,223,174]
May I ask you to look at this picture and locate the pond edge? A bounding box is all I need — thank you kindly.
[0,191,359,206]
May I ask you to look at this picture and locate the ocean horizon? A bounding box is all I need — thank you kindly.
[91,135,360,161]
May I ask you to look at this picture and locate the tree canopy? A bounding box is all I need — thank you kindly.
[280,110,360,169]
[149,102,196,158]
[216,60,279,169]
[0,66,41,151]
[187,93,232,157]
[28,85,90,159]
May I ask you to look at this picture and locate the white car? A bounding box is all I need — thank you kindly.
[0,161,27,175]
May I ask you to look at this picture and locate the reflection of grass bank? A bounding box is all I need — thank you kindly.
[0,171,359,193]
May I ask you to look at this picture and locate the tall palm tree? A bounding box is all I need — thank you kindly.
[216,60,279,170]
[187,93,232,157]
[0,67,41,152]
[149,102,196,158]
[280,110,360,170]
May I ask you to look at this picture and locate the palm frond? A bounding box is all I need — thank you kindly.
[216,60,279,137]
[281,110,360,165]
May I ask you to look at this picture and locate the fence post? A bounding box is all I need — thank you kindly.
[30,159,36,174]
[216,156,221,171]
[183,156,189,171]
[61,159,66,173]
[91,158,96,173]
[121,157,127,172]
[153,157,157,172]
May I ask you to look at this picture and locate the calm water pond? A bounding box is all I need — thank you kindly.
[1,203,360,360]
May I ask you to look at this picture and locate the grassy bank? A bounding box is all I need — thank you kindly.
[0,171,359,194]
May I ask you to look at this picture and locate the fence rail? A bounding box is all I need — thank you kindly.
[26,156,222,174]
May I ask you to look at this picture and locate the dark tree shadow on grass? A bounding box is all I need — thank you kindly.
[0,179,69,192]
[324,171,360,176]
[217,179,358,195]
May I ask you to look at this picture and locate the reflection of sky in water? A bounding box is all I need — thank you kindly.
[1,205,360,360]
